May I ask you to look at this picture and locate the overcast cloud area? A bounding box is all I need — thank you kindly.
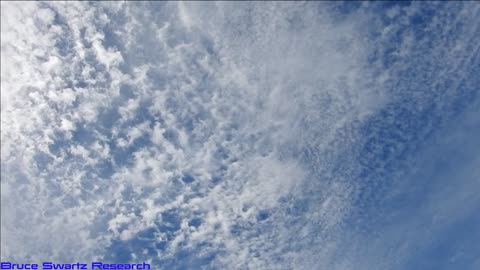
[1,2,479,269]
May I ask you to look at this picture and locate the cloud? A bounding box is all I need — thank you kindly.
[1,1,479,270]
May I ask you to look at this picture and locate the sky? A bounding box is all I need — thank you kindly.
[1,1,479,269]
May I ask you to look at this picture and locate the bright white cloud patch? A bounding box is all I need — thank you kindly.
[1,2,479,270]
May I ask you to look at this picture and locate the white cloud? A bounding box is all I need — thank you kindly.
[2,1,478,270]
[1,1,384,266]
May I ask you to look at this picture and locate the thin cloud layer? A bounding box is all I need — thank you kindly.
[1,2,479,270]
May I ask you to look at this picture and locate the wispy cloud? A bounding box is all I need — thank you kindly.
[1,2,479,269]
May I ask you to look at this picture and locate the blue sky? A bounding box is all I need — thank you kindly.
[1,1,479,269]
